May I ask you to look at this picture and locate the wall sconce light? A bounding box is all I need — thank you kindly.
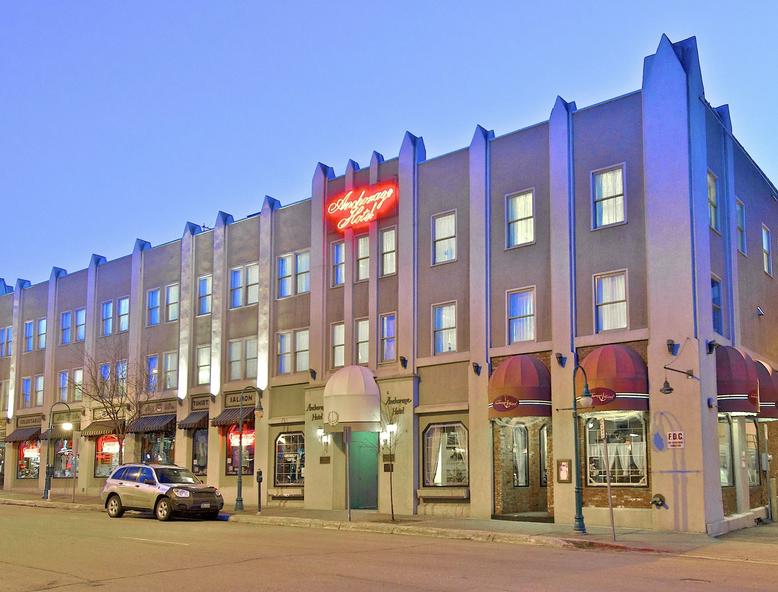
[707,397,717,409]
[309,368,317,381]
[555,353,567,368]
[316,427,331,453]
[472,362,482,376]
[399,356,408,369]
[666,339,679,356]
[757,306,765,317]
[706,340,718,355]
[659,380,674,395]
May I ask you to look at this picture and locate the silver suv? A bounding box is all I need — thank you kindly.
[100,464,223,521]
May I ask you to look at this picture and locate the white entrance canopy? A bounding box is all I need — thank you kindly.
[323,365,381,432]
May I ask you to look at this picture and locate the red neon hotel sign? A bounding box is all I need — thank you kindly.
[326,182,398,232]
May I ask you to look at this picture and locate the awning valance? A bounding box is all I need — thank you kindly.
[211,407,255,427]
[40,427,77,440]
[576,344,649,412]
[5,427,41,443]
[126,414,177,434]
[323,365,380,432]
[716,346,758,414]
[488,355,551,418]
[178,410,209,430]
[80,420,122,437]
[755,361,778,420]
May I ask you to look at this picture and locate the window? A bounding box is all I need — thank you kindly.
[197,345,211,385]
[330,323,344,367]
[275,432,305,486]
[380,313,396,362]
[163,351,178,390]
[296,251,310,294]
[94,435,122,478]
[75,309,86,342]
[295,329,309,372]
[719,417,734,486]
[585,412,647,486]
[58,370,68,402]
[230,268,243,308]
[17,439,40,479]
[507,289,535,343]
[432,212,456,264]
[60,311,71,345]
[24,321,33,352]
[277,333,292,374]
[0,329,4,358]
[507,191,534,247]
[593,167,625,228]
[746,420,761,486]
[0,380,7,414]
[356,235,370,281]
[99,363,110,384]
[736,200,746,254]
[512,424,529,487]
[381,228,396,276]
[539,425,549,487]
[165,284,179,322]
[4,326,11,356]
[332,242,345,286]
[52,438,76,478]
[34,375,44,406]
[278,331,308,375]
[36,318,46,350]
[118,297,129,333]
[73,368,83,401]
[140,432,175,465]
[707,171,719,231]
[21,377,31,408]
[245,338,258,379]
[595,272,627,332]
[246,264,259,305]
[231,264,259,308]
[101,301,113,336]
[229,340,243,380]
[198,275,213,315]
[226,424,255,476]
[711,277,723,335]
[277,255,293,298]
[279,253,310,297]
[147,289,161,326]
[356,319,369,364]
[423,423,469,487]
[147,355,159,392]
[117,360,127,391]
[762,225,772,275]
[433,303,457,354]
[192,428,208,476]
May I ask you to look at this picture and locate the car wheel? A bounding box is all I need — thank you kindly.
[155,497,173,522]
[106,494,125,518]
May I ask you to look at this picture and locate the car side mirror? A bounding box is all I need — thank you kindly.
[144,479,156,486]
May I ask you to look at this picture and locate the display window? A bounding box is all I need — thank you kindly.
[423,423,469,487]
[274,432,304,486]
[718,417,734,487]
[745,420,761,486]
[192,428,208,476]
[585,412,647,486]
[94,435,122,478]
[225,424,254,476]
[140,432,175,465]
[52,438,77,478]
[17,439,40,479]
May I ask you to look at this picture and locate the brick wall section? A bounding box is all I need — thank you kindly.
[722,486,737,516]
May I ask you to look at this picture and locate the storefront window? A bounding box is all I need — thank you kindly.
[512,425,528,487]
[539,425,548,487]
[94,435,122,478]
[423,423,468,487]
[52,438,77,478]
[585,412,647,486]
[17,439,40,479]
[140,432,175,465]
[718,417,734,486]
[274,432,305,486]
[226,424,254,476]
[745,420,760,486]
[192,428,208,476]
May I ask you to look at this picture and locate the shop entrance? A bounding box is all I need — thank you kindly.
[349,432,378,509]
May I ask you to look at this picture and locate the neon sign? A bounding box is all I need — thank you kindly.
[326,181,398,232]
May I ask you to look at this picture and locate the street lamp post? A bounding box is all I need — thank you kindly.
[572,356,592,534]
[234,385,260,512]
[43,401,73,501]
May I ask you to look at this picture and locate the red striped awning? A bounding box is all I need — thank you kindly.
[576,344,649,412]
[716,346,758,414]
[488,355,551,418]
[756,361,778,420]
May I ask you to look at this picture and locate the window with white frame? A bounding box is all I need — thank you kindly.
[711,277,723,335]
[585,412,647,486]
[5,326,12,357]
[593,167,625,228]
[718,417,734,486]
[275,432,305,486]
[34,375,44,406]
[295,329,309,372]
[60,311,71,345]
[164,351,178,390]
[246,263,259,305]
[166,284,179,322]
[229,264,259,308]
[58,370,68,402]
[230,268,244,309]
[746,420,760,486]
[708,172,719,231]
[595,272,627,332]
[37,318,46,350]
[433,303,457,354]
[355,319,369,364]
[24,321,33,352]
[356,235,370,281]
[381,228,396,276]
[296,251,310,294]
[147,289,161,326]
[245,338,258,379]
[99,363,110,385]
[423,423,469,487]
[228,340,243,380]
[21,377,31,407]
[73,368,83,401]
[432,212,456,264]
[147,355,159,392]
[507,191,534,247]
[277,332,292,375]
[101,301,113,336]
[332,323,345,367]
[0,327,5,358]
[118,297,129,333]
[117,360,127,391]
[380,313,396,362]
[198,275,213,315]
[0,380,8,413]
[277,255,293,298]
[197,345,211,385]
[736,200,746,254]
[507,289,535,343]
[512,424,529,487]
[763,225,772,275]
[75,309,86,342]
[332,242,345,287]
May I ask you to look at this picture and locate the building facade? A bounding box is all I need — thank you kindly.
[1,35,777,534]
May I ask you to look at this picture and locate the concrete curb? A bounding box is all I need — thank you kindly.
[0,497,105,512]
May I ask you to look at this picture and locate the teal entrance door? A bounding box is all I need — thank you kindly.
[349,432,378,509]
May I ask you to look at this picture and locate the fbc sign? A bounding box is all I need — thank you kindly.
[667,431,685,449]
[327,182,398,232]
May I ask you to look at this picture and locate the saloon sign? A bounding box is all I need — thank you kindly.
[327,182,398,232]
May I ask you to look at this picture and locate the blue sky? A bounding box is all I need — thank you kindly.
[1,1,777,285]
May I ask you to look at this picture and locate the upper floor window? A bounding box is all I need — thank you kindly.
[164,351,178,390]
[72,368,83,401]
[736,200,746,254]
[228,338,258,381]
[0,328,5,358]
[58,370,68,402]
[147,355,159,392]
[147,289,161,326]
[277,255,292,298]
[198,275,213,315]
[60,311,71,345]
[277,332,292,375]
[24,321,33,352]
[296,251,310,294]
[101,301,113,336]
[117,297,129,333]
[4,326,12,357]
[34,375,44,406]
[230,268,243,308]
[593,167,625,228]
[707,172,719,232]
[37,318,46,350]
[116,360,128,391]
[595,271,627,332]
[506,191,534,247]
[763,225,772,276]
[507,288,535,343]
[229,263,259,309]
[380,313,396,363]
[75,309,86,342]
[711,276,723,335]
[166,284,179,322]
[356,236,370,281]
[295,329,309,372]
[432,212,456,264]
[433,303,457,354]
[355,319,369,365]
[381,228,397,276]
[332,242,345,287]
[332,323,345,367]
[197,345,211,385]
[21,377,31,408]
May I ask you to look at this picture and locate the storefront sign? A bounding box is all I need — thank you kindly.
[590,387,617,406]
[306,403,323,421]
[491,395,520,413]
[228,430,255,447]
[326,182,398,232]
[92,407,125,421]
[385,396,412,416]
[748,391,760,407]
[225,390,257,408]
[17,415,42,428]
[141,399,177,416]
[191,396,210,411]
[667,431,685,449]
[53,410,82,431]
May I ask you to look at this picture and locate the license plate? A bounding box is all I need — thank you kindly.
[200,503,210,509]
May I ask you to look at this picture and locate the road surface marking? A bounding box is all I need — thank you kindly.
[120,536,190,546]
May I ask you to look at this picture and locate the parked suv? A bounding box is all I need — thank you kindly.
[100,464,223,521]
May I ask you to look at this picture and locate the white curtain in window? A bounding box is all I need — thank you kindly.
[596,274,627,330]
[425,428,444,486]
[595,168,623,200]
[631,442,645,475]
[435,214,455,239]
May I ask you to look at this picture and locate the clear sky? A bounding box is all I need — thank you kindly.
[2,1,776,285]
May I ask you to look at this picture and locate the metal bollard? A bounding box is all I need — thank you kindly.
[256,469,263,514]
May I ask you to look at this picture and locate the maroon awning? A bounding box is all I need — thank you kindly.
[576,344,649,411]
[755,361,778,420]
[488,355,551,418]
[178,410,209,430]
[716,346,758,414]
[211,407,255,427]
[5,427,41,443]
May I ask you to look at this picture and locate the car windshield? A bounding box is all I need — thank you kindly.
[155,468,200,484]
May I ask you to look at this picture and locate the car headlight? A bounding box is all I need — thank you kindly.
[214,489,222,497]
[171,488,191,498]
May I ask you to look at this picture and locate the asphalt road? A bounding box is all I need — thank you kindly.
[1,505,777,592]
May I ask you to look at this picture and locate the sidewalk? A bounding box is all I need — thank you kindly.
[2,490,775,559]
